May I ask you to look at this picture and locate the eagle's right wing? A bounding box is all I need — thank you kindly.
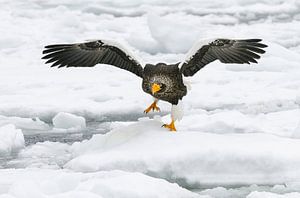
[180,39,268,77]
[42,40,144,78]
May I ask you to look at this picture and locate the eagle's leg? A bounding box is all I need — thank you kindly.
[162,120,176,132]
[144,99,160,114]
[162,103,183,132]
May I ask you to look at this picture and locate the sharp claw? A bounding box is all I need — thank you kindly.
[144,101,160,114]
[162,120,177,132]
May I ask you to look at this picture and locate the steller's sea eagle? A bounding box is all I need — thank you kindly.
[42,38,267,131]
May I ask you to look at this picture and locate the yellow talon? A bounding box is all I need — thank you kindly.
[162,120,176,132]
[144,101,160,114]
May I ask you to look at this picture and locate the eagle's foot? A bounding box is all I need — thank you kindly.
[162,120,176,132]
[144,101,160,114]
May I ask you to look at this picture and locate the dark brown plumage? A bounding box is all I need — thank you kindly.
[42,40,144,77]
[142,63,187,105]
[180,39,267,76]
[42,38,267,131]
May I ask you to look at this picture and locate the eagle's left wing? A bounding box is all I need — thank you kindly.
[180,39,268,77]
[42,40,144,78]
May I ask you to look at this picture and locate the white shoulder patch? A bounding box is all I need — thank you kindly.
[86,39,145,67]
[171,101,184,121]
[179,38,217,68]
[183,79,192,90]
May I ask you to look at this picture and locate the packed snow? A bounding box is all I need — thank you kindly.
[1,0,300,197]
[247,192,300,198]
[0,169,200,198]
[66,119,300,187]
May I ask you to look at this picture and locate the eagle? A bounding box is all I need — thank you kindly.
[42,38,267,131]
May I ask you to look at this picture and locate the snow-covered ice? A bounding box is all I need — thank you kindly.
[0,169,200,198]
[1,0,300,197]
[247,191,300,198]
[197,184,300,198]
[66,119,300,187]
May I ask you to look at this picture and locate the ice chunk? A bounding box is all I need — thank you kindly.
[197,183,300,198]
[0,124,24,156]
[66,119,300,188]
[7,141,72,169]
[52,112,86,130]
[0,116,50,133]
[247,191,300,198]
[0,169,200,198]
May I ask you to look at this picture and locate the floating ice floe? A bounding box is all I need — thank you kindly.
[6,141,72,169]
[52,112,86,131]
[66,119,300,188]
[247,191,300,198]
[0,124,24,156]
[0,115,50,134]
[197,183,300,198]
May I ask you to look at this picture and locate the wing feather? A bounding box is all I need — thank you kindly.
[42,40,144,78]
[180,39,267,76]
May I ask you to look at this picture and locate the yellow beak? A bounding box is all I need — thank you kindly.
[151,83,161,95]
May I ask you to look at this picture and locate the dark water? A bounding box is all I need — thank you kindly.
[23,121,109,146]
[22,113,151,146]
[0,113,148,168]
[24,133,94,146]
[0,121,110,168]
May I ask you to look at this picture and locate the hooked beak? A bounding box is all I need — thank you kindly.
[151,83,161,95]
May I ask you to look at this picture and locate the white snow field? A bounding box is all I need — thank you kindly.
[0,169,200,198]
[66,118,300,188]
[1,0,300,197]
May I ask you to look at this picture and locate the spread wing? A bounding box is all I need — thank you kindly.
[42,40,144,78]
[180,39,268,77]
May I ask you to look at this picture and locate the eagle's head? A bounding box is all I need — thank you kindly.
[143,63,177,96]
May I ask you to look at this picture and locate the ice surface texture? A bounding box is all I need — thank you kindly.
[66,119,300,188]
[1,0,300,197]
[0,169,200,198]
